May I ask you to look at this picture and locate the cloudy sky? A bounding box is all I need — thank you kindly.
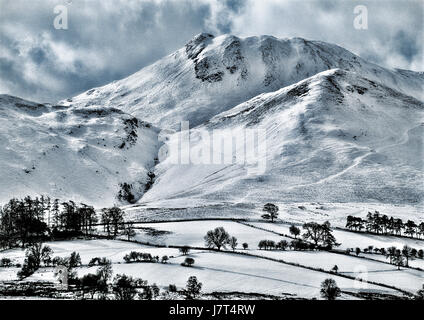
[0,0,422,103]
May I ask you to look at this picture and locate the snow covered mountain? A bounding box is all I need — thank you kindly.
[0,95,160,207]
[142,69,423,206]
[0,34,422,208]
[60,34,423,129]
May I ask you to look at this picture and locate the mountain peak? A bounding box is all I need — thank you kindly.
[2,33,423,207]
[185,33,215,59]
[188,32,215,44]
[61,34,423,128]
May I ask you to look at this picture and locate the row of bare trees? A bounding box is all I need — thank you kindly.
[0,196,100,248]
[257,222,338,251]
[346,211,424,238]
[0,196,132,249]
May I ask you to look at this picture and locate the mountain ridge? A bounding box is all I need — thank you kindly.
[59,33,423,129]
[0,94,160,207]
[141,68,423,206]
[0,34,422,209]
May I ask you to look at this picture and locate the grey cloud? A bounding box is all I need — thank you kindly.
[392,31,419,62]
[230,0,423,72]
[0,0,421,103]
[0,0,220,102]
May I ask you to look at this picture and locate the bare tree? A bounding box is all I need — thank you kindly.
[123,223,136,241]
[320,279,341,300]
[289,225,300,238]
[402,245,414,267]
[179,246,190,255]
[261,203,279,222]
[229,236,238,251]
[186,276,202,299]
[204,227,230,251]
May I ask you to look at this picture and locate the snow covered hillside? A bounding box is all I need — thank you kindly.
[0,95,160,206]
[60,34,423,129]
[143,69,423,205]
[0,33,422,209]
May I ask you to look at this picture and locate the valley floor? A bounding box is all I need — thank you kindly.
[1,215,423,300]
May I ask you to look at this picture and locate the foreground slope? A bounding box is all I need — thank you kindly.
[60,34,424,128]
[0,95,160,206]
[142,69,423,206]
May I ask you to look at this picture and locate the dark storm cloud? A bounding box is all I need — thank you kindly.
[392,31,419,63]
[0,0,421,103]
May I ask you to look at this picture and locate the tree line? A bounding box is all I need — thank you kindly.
[202,221,338,253]
[77,270,202,300]
[260,203,424,241]
[257,222,338,251]
[0,196,126,249]
[346,244,423,269]
[346,211,424,238]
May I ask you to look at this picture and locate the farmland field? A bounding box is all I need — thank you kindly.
[130,220,291,248]
[247,222,424,250]
[1,219,422,299]
[0,240,402,299]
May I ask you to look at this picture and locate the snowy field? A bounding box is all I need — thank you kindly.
[1,217,423,298]
[0,240,181,266]
[73,251,399,299]
[131,220,291,249]
[124,202,424,228]
[361,253,424,270]
[2,237,420,294]
[0,267,20,282]
[5,240,399,298]
[249,250,423,292]
[248,222,424,251]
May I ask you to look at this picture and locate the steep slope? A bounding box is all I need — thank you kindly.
[0,95,160,207]
[2,34,423,209]
[141,69,424,206]
[60,34,423,129]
